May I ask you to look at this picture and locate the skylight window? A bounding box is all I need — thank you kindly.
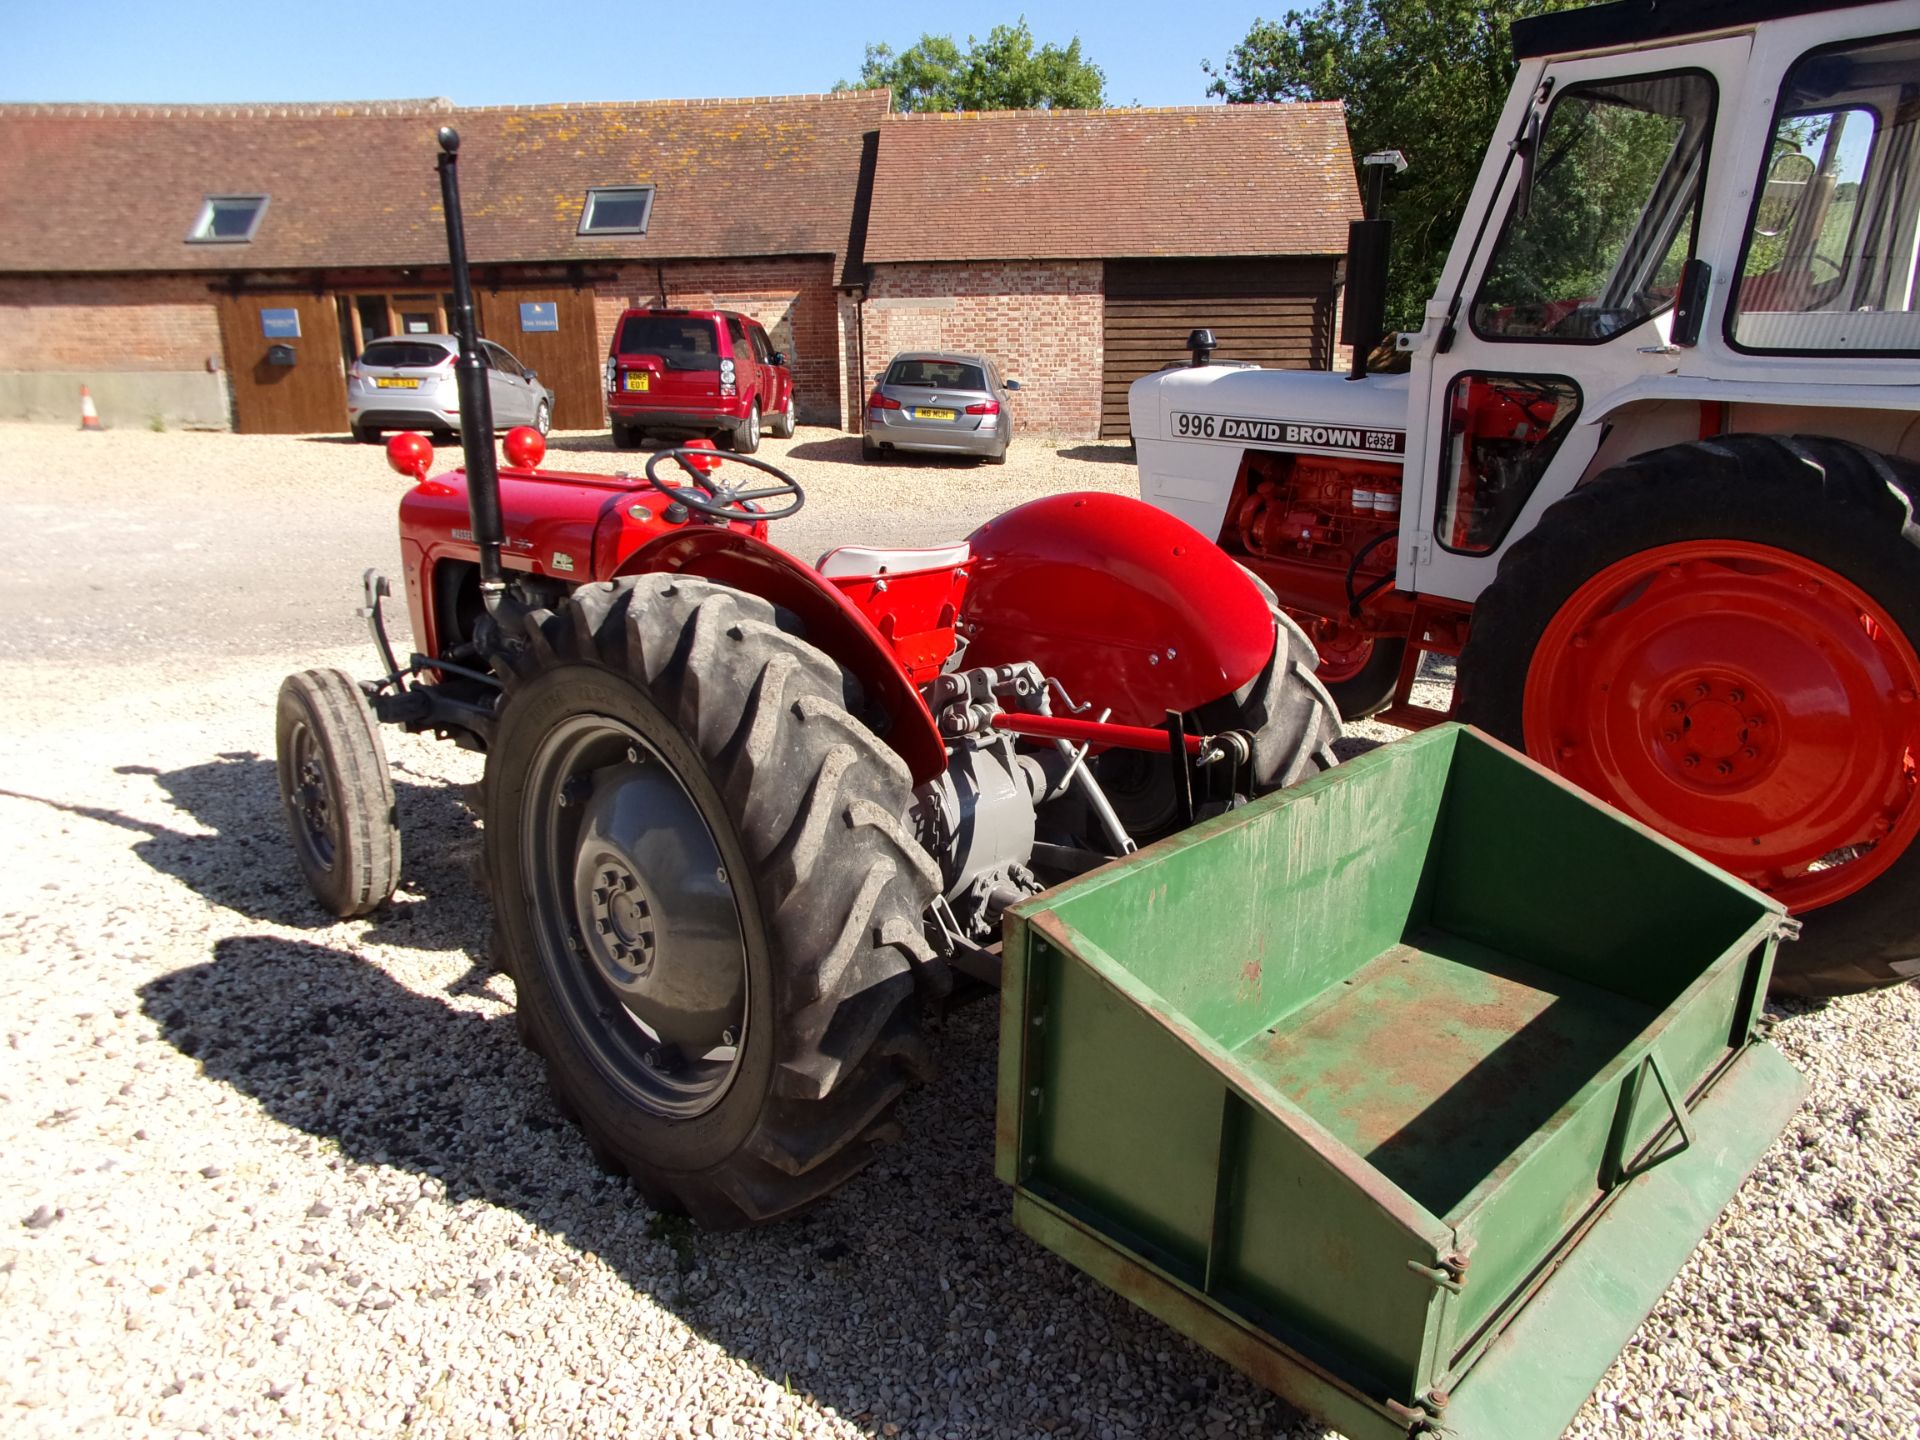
[187,195,268,244]
[579,186,654,236]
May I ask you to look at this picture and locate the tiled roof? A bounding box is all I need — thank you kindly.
[863,103,1361,263]
[0,91,889,274]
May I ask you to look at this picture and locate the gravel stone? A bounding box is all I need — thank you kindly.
[1,422,1916,1439]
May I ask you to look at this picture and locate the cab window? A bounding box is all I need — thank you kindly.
[1473,71,1715,342]
[1729,33,1920,354]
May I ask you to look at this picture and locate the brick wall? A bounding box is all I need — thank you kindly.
[860,261,1104,438]
[0,274,222,371]
[593,256,843,427]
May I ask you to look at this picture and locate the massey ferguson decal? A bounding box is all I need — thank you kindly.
[1170,412,1406,456]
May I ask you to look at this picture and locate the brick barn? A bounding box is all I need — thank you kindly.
[0,94,1359,441]
[860,105,1362,438]
[0,93,884,434]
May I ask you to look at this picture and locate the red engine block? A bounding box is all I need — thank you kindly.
[1226,452,1404,579]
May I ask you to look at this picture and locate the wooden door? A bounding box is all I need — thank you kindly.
[217,293,350,434]
[1100,259,1338,438]
[477,284,602,430]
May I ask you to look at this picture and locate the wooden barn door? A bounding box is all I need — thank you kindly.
[217,293,349,434]
[478,284,603,430]
[1101,259,1338,438]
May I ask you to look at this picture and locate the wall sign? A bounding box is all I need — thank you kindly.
[260,308,301,338]
[520,301,559,332]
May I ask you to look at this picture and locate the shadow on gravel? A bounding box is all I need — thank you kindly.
[140,937,1297,1438]
[783,436,867,466]
[1055,443,1135,465]
[0,754,483,950]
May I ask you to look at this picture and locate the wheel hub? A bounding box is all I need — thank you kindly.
[568,754,745,1055]
[1653,679,1772,785]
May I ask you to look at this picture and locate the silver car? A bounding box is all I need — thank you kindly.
[347,335,553,443]
[863,351,1020,463]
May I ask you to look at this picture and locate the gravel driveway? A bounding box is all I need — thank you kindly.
[1,423,1914,1439]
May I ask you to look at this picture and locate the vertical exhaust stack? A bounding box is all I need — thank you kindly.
[434,127,506,614]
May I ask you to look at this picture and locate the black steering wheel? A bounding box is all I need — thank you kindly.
[642,447,806,523]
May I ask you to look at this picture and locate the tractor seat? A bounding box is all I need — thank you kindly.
[816,540,971,579]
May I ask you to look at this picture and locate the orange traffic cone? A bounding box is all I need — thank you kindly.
[79,385,102,432]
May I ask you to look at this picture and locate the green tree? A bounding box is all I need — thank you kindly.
[1205,1,1581,327]
[837,18,1106,112]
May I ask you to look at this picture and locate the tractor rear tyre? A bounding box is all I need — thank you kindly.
[1457,435,1920,997]
[275,668,401,918]
[1100,605,1342,840]
[484,575,943,1227]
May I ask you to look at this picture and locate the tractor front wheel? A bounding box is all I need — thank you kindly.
[1458,435,1920,997]
[485,576,942,1226]
[274,668,401,917]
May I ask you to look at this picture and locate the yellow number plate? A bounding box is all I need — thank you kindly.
[624,373,651,392]
[913,406,956,421]
[374,377,420,389]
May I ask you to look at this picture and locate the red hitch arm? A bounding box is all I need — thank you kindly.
[990,711,1207,755]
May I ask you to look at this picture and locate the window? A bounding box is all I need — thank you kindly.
[1729,34,1920,354]
[749,326,773,363]
[1436,374,1581,555]
[578,186,654,236]
[187,194,268,244]
[359,340,452,369]
[1473,72,1715,342]
[885,358,987,390]
[614,314,721,369]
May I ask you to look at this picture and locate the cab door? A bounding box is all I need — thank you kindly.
[1398,34,1754,606]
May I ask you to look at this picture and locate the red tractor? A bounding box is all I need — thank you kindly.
[276,129,1339,1227]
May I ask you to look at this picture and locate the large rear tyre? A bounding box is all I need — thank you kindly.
[485,576,943,1227]
[274,669,400,918]
[1458,435,1920,997]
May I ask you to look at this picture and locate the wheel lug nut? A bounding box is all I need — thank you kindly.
[1727,689,1744,704]
[1694,683,1711,699]
[1669,700,1685,715]
[1742,747,1758,760]
[1715,761,1733,777]
[1872,815,1894,837]
[626,746,640,763]
[1683,754,1700,768]
[1558,743,1576,759]
[1663,730,1679,743]
[720,1027,738,1046]
[1571,632,1589,650]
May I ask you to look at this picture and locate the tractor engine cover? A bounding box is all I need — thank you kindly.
[961,492,1274,727]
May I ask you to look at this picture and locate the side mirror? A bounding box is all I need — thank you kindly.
[1671,258,1712,347]
[770,352,787,368]
[525,367,538,381]
[1004,378,1022,391]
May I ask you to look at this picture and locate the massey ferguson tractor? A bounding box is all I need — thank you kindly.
[276,127,1342,1230]
[1133,0,1920,999]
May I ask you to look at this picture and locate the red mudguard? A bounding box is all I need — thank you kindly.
[961,492,1275,727]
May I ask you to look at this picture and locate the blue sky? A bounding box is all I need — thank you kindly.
[1,1,1283,109]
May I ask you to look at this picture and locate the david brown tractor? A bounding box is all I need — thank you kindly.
[276,70,1808,1440]
[1132,0,1920,998]
[277,127,1341,1230]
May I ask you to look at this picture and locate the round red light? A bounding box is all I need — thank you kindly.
[386,431,433,482]
[680,437,722,475]
[503,425,547,470]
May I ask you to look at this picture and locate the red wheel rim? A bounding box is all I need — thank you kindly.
[1523,540,1920,912]
[1314,631,1375,685]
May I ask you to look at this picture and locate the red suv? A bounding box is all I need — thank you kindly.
[604,308,795,454]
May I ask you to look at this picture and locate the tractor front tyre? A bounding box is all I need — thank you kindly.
[484,575,943,1227]
[274,669,401,918]
[1457,434,1920,997]
[1317,635,1407,722]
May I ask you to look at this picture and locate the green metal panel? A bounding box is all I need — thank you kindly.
[998,724,1802,1436]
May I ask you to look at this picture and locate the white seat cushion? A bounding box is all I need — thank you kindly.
[816,540,972,579]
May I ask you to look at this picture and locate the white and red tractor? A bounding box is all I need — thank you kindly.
[1132,0,1920,997]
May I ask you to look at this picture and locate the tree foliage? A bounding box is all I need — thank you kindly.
[1205,1,1582,327]
[837,18,1106,112]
